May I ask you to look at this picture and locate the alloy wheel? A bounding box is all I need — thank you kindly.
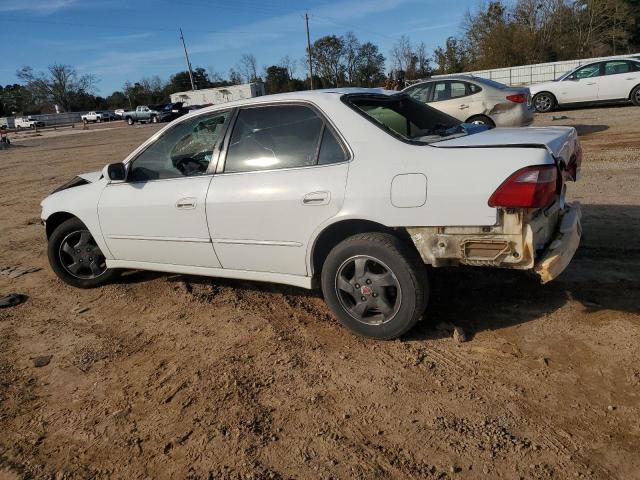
[335,255,402,325]
[58,230,107,279]
[535,94,552,112]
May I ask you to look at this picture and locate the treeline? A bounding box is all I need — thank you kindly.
[2,0,639,115]
[434,0,640,73]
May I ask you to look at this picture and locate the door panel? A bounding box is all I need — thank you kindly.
[598,61,640,100]
[428,81,474,121]
[207,164,348,275]
[99,177,219,267]
[557,63,602,103]
[98,110,231,267]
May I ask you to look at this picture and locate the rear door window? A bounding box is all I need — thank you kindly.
[432,81,469,102]
[224,105,325,173]
[604,61,632,75]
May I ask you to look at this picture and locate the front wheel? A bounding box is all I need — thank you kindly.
[321,232,428,339]
[48,217,118,288]
[533,92,556,113]
[151,115,158,123]
[126,117,134,126]
[466,115,495,126]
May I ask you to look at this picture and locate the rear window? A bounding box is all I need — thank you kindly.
[343,93,463,144]
[472,77,506,89]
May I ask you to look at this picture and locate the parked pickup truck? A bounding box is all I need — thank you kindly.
[123,106,159,125]
[15,117,45,129]
[81,111,113,123]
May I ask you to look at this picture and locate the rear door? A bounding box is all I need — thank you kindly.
[598,60,640,100]
[557,63,602,103]
[428,80,477,121]
[206,103,349,276]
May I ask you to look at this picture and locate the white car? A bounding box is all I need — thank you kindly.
[41,89,582,339]
[403,75,534,127]
[530,58,640,112]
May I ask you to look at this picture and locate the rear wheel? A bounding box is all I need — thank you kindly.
[321,232,428,339]
[466,115,495,126]
[48,217,117,288]
[533,92,556,113]
[631,85,640,106]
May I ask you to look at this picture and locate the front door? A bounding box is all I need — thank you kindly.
[98,110,231,267]
[206,104,350,276]
[557,63,602,103]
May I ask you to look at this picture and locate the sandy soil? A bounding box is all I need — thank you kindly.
[0,107,639,480]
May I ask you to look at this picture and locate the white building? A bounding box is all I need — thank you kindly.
[170,82,266,106]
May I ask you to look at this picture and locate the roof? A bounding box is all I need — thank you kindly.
[186,87,396,115]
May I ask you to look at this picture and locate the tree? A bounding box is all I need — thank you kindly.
[279,55,297,79]
[16,64,96,112]
[355,42,386,87]
[343,32,361,86]
[228,68,243,85]
[433,37,469,74]
[389,36,431,81]
[311,35,345,87]
[265,65,291,94]
[238,53,259,83]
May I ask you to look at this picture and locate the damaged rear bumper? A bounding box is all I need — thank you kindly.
[407,201,582,283]
[534,202,581,283]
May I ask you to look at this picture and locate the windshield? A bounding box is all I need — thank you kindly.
[343,93,474,144]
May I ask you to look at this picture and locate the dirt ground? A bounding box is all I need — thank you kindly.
[0,106,639,480]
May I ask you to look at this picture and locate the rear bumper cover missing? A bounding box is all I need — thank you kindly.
[534,202,581,283]
[407,201,581,283]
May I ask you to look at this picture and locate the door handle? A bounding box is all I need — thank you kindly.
[303,191,330,205]
[459,104,469,109]
[586,82,596,85]
[176,197,197,209]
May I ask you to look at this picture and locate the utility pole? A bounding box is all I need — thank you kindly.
[305,12,314,90]
[179,28,196,91]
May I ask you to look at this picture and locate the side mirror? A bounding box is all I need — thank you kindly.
[106,162,126,181]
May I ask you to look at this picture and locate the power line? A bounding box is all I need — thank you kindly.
[311,13,402,42]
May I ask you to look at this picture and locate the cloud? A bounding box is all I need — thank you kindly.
[0,0,80,13]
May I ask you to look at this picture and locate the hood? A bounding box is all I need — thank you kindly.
[432,126,581,180]
[78,170,103,183]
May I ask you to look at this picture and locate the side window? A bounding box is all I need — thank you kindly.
[468,83,482,94]
[406,83,431,103]
[573,63,602,79]
[224,105,324,173]
[604,61,631,75]
[129,111,229,182]
[432,81,469,101]
[318,127,347,165]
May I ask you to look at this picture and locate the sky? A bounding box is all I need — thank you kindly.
[0,0,476,95]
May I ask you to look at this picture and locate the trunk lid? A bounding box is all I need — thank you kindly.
[432,126,581,181]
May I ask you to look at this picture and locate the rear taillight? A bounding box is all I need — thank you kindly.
[506,93,527,103]
[488,165,558,208]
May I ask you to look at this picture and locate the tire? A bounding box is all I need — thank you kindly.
[321,232,428,339]
[47,217,118,289]
[533,92,556,113]
[151,115,158,124]
[631,85,640,107]
[126,117,134,126]
[466,115,495,126]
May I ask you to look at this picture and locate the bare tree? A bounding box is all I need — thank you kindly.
[238,53,259,83]
[279,55,297,80]
[343,32,361,86]
[16,64,96,112]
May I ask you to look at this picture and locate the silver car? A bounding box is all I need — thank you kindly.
[403,75,535,127]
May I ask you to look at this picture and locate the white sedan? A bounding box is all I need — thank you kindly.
[530,57,640,112]
[41,89,582,339]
